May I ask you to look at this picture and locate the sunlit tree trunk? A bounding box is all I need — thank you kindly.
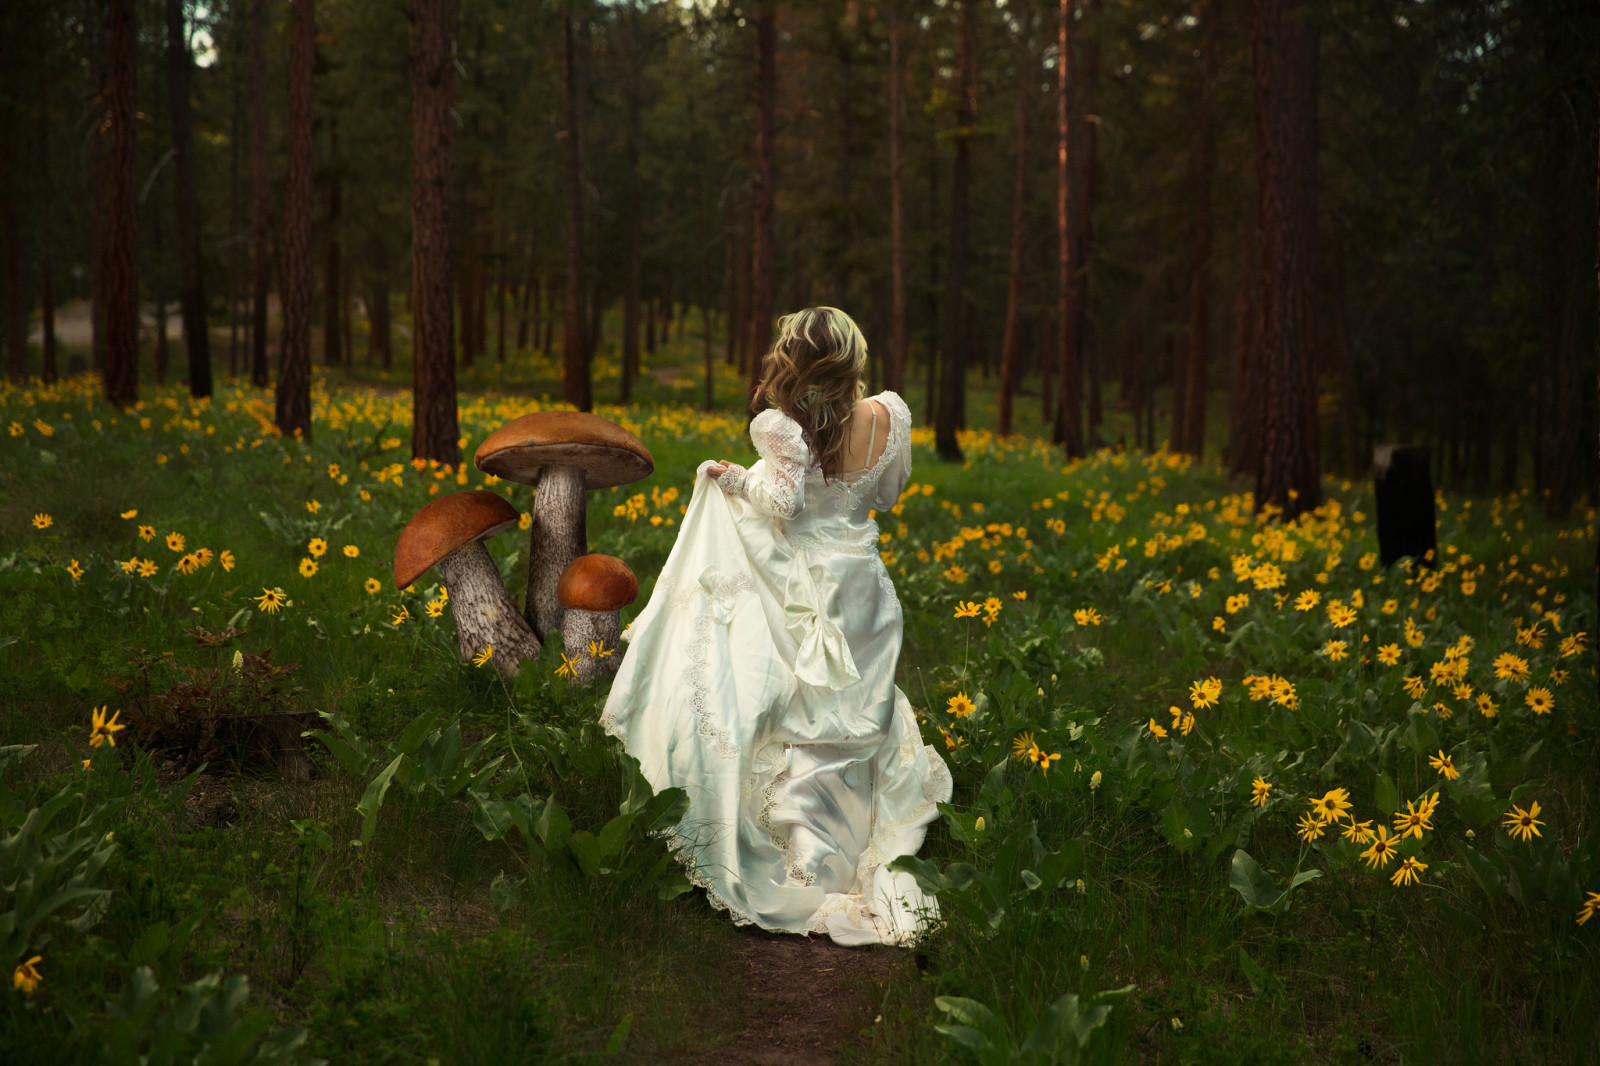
[410,0,461,463]
[104,0,138,407]
[746,1,777,409]
[276,0,314,439]
[1251,0,1320,516]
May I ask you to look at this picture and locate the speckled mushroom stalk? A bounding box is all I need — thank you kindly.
[394,491,540,677]
[527,464,587,645]
[436,542,542,672]
[557,554,638,684]
[474,412,655,644]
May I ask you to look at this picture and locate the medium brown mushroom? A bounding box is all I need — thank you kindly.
[557,554,637,682]
[394,490,541,676]
[474,411,653,642]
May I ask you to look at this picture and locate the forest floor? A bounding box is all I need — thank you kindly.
[723,931,899,1066]
[1,323,1596,1063]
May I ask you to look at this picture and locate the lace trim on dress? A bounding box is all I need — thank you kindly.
[598,571,751,760]
[801,747,953,938]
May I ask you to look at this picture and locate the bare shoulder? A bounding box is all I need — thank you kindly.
[864,391,910,425]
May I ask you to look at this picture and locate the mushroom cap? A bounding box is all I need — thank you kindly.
[558,554,638,612]
[475,411,654,489]
[394,490,521,589]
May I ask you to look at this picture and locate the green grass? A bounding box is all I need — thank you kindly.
[2,319,1596,1063]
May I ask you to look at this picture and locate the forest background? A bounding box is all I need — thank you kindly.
[0,0,1596,512]
[3,1,1600,1062]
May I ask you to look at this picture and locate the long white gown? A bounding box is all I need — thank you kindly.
[599,391,953,946]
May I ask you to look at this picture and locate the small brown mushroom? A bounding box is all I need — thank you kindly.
[557,554,637,683]
[394,490,541,676]
[474,411,654,643]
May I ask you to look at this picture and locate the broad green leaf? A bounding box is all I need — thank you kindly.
[1238,946,1272,994]
[356,754,405,846]
[1374,771,1399,817]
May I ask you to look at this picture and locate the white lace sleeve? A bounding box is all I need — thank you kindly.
[872,392,914,511]
[726,408,811,520]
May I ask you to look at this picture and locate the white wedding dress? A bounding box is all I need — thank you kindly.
[599,391,952,946]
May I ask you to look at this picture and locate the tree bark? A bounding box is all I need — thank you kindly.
[618,8,639,404]
[560,12,591,410]
[1177,0,1218,456]
[1052,0,1083,456]
[2,130,23,382]
[1251,0,1320,516]
[276,0,314,440]
[39,127,56,383]
[323,133,343,367]
[249,0,270,388]
[410,0,461,464]
[367,279,391,369]
[886,0,907,395]
[166,0,212,398]
[935,0,976,462]
[104,0,138,408]
[997,78,1030,438]
[1077,1,1101,434]
[746,1,778,409]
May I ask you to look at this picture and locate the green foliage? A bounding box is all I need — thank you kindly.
[0,748,116,971]
[932,986,1131,1066]
[98,967,323,1066]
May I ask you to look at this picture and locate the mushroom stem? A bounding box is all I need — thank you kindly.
[438,541,541,676]
[561,607,622,682]
[526,464,587,641]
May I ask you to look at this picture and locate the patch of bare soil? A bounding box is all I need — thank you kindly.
[718,927,897,1066]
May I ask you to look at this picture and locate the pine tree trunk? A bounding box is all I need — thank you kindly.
[39,125,56,383]
[410,0,460,464]
[746,1,778,408]
[249,0,271,387]
[935,1,975,461]
[1251,0,1320,516]
[2,131,23,382]
[997,81,1029,438]
[86,0,109,374]
[166,0,212,398]
[276,0,314,440]
[322,140,343,367]
[560,13,591,409]
[104,0,138,407]
[227,16,243,380]
[886,0,907,395]
[367,280,391,369]
[1228,179,1262,475]
[1077,1,1101,434]
[1052,0,1083,456]
[1178,0,1218,456]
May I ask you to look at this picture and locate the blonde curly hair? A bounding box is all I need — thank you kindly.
[753,307,869,481]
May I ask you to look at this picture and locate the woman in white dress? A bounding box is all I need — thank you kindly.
[599,306,952,946]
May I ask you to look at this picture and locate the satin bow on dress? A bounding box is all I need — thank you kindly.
[599,392,952,946]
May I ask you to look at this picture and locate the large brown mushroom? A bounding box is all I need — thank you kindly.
[557,554,637,682]
[474,411,653,642]
[394,490,541,676]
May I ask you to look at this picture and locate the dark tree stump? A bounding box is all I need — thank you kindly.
[1374,444,1437,568]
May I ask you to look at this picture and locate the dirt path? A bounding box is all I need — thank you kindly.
[717,928,897,1065]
